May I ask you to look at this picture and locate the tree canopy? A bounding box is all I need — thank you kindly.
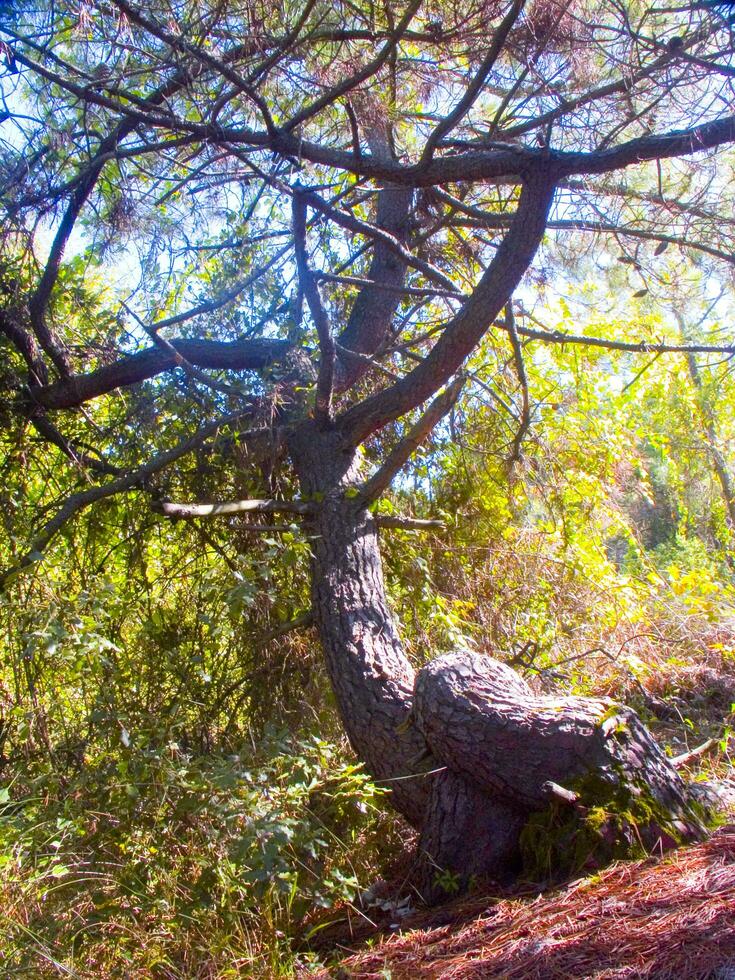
[2,0,735,536]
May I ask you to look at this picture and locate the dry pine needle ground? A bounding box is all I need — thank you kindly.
[316,824,735,980]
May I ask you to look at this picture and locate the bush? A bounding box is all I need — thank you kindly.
[0,733,391,978]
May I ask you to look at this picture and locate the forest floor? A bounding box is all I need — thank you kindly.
[309,821,735,980]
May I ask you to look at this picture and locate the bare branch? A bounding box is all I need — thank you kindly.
[671,738,718,768]
[317,271,460,300]
[281,0,423,133]
[505,303,530,463]
[455,215,735,266]
[292,191,335,424]
[377,516,446,530]
[506,320,735,357]
[153,498,315,519]
[419,0,526,166]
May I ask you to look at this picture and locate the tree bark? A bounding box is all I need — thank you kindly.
[288,422,431,826]
[287,422,707,902]
[414,651,704,837]
[417,769,527,903]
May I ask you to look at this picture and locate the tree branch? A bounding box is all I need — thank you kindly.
[280,0,422,133]
[338,175,556,445]
[29,413,121,476]
[0,309,47,385]
[376,516,446,530]
[505,303,531,463]
[296,183,457,293]
[557,114,735,179]
[292,191,335,424]
[29,337,293,410]
[153,498,315,519]
[671,738,718,768]
[358,374,466,504]
[506,320,735,357]
[158,108,735,191]
[318,272,460,300]
[111,0,278,136]
[0,411,262,590]
[18,43,230,378]
[124,303,253,401]
[419,0,526,166]
[454,214,735,266]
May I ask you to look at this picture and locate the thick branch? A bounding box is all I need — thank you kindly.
[331,173,415,390]
[339,175,556,445]
[0,309,47,385]
[557,114,735,179]
[125,304,252,401]
[297,184,456,293]
[29,337,293,410]
[155,497,445,531]
[172,111,735,190]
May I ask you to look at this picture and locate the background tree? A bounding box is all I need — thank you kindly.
[2,0,735,897]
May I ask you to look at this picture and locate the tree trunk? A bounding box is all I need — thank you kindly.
[288,422,431,826]
[288,422,707,903]
[415,652,705,839]
[417,769,527,903]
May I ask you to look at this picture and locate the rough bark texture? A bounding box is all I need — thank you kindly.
[288,422,431,825]
[414,651,705,852]
[417,769,527,903]
[288,423,707,902]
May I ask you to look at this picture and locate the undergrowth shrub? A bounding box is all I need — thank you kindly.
[0,733,395,978]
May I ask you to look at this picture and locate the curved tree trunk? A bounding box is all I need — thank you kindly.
[414,652,700,822]
[288,422,431,825]
[288,421,707,903]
